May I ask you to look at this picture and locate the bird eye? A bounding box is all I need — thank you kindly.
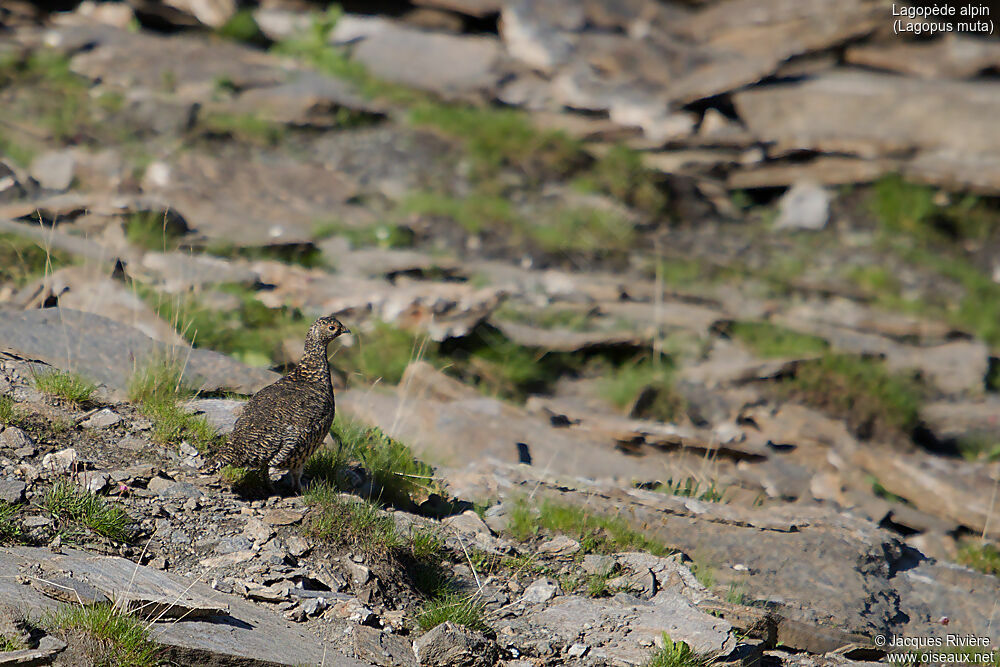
[328,324,336,330]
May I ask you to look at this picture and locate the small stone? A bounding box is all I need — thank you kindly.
[29,150,76,191]
[522,577,560,604]
[332,598,376,625]
[14,445,35,459]
[215,535,253,554]
[284,605,307,623]
[567,643,589,658]
[78,471,110,494]
[262,508,305,525]
[147,556,168,570]
[1,427,33,451]
[441,510,493,537]
[286,535,310,557]
[179,442,199,457]
[537,535,579,556]
[183,498,200,511]
[345,560,371,586]
[244,518,274,543]
[0,479,26,504]
[41,447,76,473]
[774,180,830,231]
[23,515,52,528]
[301,596,327,616]
[581,554,615,576]
[81,409,121,429]
[199,550,256,568]
[413,621,499,667]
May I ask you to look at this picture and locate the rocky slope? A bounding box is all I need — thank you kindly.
[1,0,999,665]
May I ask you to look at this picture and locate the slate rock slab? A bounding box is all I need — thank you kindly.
[0,308,278,395]
[0,547,374,667]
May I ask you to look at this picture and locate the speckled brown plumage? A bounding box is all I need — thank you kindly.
[219,315,349,493]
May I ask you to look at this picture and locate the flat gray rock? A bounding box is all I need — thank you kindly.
[142,152,358,245]
[0,308,278,395]
[335,17,501,96]
[0,547,373,667]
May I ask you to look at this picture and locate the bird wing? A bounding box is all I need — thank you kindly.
[226,378,333,467]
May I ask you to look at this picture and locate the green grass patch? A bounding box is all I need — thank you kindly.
[408,103,584,183]
[506,498,672,556]
[574,144,668,215]
[442,326,583,401]
[780,354,923,440]
[128,357,222,454]
[204,242,325,269]
[44,480,131,542]
[600,357,685,423]
[866,474,910,505]
[725,320,829,359]
[216,9,267,45]
[0,395,18,427]
[870,174,938,242]
[198,111,287,146]
[0,501,23,543]
[492,304,596,331]
[33,369,96,405]
[124,211,187,252]
[143,284,307,369]
[416,592,489,632]
[43,603,160,667]
[957,541,1000,576]
[312,219,414,249]
[272,7,423,105]
[339,320,437,386]
[955,433,1000,462]
[654,477,726,503]
[309,415,440,508]
[305,484,402,558]
[400,190,520,237]
[646,633,711,667]
[0,635,26,652]
[0,233,72,286]
[529,207,635,255]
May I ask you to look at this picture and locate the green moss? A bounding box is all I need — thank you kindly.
[33,369,96,405]
[205,242,325,269]
[866,475,909,505]
[870,174,938,241]
[781,354,923,440]
[43,603,160,667]
[44,481,132,542]
[492,305,596,331]
[726,321,829,359]
[507,498,672,556]
[0,395,18,427]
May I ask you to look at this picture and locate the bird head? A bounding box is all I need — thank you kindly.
[307,315,351,345]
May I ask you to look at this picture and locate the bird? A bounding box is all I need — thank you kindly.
[218,314,350,494]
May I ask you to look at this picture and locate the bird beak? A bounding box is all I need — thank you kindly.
[342,327,351,336]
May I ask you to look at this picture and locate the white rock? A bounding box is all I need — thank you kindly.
[774,181,831,231]
[81,409,121,429]
[29,150,76,191]
[41,447,77,473]
[522,577,560,604]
